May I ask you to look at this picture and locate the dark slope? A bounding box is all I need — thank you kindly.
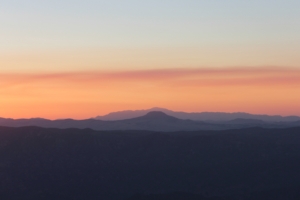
[95,107,172,121]
[1,126,300,199]
[129,111,179,121]
[225,118,266,124]
[119,111,220,131]
[127,188,300,200]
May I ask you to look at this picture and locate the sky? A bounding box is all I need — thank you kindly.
[1,0,300,119]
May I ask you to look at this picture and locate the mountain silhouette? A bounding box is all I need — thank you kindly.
[95,107,300,122]
[95,107,170,121]
[0,111,300,131]
[142,111,174,118]
[129,111,179,122]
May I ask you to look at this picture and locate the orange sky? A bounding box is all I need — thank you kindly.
[2,1,300,119]
[0,67,299,119]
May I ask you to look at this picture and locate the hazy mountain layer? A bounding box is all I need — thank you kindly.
[95,107,300,122]
[0,111,300,132]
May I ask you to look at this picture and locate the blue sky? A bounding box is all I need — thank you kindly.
[0,0,299,71]
[1,0,299,48]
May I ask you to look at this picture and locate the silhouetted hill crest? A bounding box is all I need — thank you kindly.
[130,111,180,122]
[1,112,300,132]
[144,111,175,118]
[95,108,300,122]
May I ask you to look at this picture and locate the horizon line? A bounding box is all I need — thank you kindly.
[1,108,300,121]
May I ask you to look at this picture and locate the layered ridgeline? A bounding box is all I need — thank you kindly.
[1,126,300,200]
[95,107,300,122]
[0,111,300,131]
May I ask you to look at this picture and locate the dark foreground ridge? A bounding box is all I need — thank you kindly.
[1,126,300,200]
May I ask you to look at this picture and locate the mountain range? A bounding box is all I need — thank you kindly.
[1,109,300,199]
[95,107,300,122]
[0,111,300,132]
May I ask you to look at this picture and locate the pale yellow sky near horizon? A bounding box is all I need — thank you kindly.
[1,45,300,73]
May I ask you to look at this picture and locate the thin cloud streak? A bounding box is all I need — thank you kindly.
[0,67,300,118]
[1,67,300,87]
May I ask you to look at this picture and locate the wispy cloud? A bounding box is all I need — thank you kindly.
[1,67,299,119]
[1,67,299,88]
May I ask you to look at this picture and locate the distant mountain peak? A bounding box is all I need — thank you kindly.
[95,107,300,122]
[137,111,179,121]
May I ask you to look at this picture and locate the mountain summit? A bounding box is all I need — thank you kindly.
[124,111,181,124]
[95,107,170,121]
[139,111,177,120]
